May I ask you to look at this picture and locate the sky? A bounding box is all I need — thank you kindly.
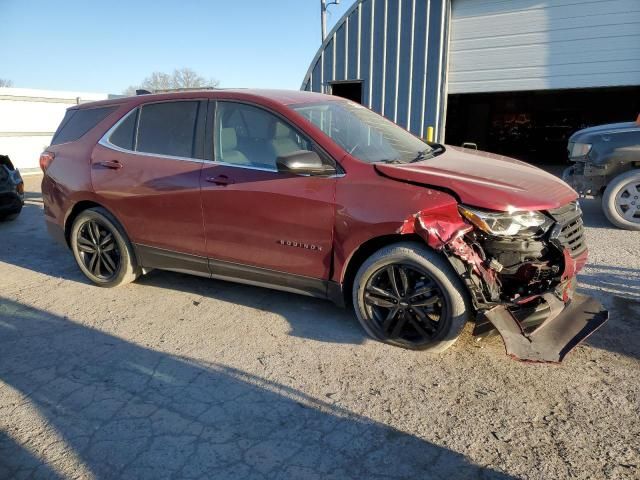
[0,0,354,94]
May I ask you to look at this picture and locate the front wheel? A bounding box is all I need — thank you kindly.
[602,169,640,230]
[70,207,140,287]
[352,242,470,352]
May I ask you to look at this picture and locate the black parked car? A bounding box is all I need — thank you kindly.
[0,155,24,221]
[564,116,640,230]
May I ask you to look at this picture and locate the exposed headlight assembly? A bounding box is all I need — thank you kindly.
[570,142,592,158]
[458,205,553,237]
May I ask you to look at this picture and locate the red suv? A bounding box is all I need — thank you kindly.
[41,90,607,362]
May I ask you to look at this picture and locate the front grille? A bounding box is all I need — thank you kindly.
[548,201,587,258]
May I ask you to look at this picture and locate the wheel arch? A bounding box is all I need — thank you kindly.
[64,200,127,247]
[339,233,426,307]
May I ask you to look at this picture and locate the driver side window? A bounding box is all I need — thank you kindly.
[215,102,313,170]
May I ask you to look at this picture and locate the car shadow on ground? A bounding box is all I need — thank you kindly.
[0,298,516,480]
[137,269,365,346]
[577,263,640,361]
[0,200,365,346]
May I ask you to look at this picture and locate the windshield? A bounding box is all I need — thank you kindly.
[292,100,432,164]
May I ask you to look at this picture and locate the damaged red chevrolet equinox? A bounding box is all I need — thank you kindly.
[41,90,608,362]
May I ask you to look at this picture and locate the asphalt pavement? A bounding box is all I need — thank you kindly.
[0,174,638,479]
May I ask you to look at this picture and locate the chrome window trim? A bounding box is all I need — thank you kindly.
[98,101,212,164]
[97,100,342,176]
[213,161,278,173]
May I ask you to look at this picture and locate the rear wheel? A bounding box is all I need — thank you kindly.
[70,207,140,287]
[352,242,470,352]
[602,169,640,230]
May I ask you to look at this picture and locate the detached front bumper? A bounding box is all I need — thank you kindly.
[483,286,608,363]
[478,247,608,363]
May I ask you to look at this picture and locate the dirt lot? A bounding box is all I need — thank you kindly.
[1,175,638,480]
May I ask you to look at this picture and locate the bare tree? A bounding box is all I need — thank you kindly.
[124,68,219,95]
[0,78,13,88]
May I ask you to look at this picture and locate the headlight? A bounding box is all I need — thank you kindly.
[458,206,553,237]
[570,142,591,157]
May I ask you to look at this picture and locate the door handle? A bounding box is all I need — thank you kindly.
[99,160,123,170]
[206,175,234,186]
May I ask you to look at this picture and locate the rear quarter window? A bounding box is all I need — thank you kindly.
[51,106,117,145]
[109,109,139,151]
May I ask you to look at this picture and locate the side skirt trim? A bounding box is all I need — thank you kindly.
[208,258,328,299]
[133,244,343,303]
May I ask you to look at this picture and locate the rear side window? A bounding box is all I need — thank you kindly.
[136,101,199,158]
[109,109,139,151]
[51,106,116,145]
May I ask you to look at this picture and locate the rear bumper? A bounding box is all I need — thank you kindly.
[45,217,67,247]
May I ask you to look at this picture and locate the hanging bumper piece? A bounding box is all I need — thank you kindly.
[483,292,608,363]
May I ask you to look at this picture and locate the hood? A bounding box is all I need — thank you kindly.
[569,121,640,143]
[374,146,577,211]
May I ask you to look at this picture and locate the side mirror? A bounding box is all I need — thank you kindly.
[276,150,335,176]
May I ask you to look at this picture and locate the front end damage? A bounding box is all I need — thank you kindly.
[562,161,609,196]
[400,202,608,362]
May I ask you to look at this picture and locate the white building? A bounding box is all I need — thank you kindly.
[0,88,109,172]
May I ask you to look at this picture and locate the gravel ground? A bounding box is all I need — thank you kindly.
[0,175,638,480]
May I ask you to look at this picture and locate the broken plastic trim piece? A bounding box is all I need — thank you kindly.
[484,292,608,363]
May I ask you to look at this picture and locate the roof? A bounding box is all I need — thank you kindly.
[73,89,335,110]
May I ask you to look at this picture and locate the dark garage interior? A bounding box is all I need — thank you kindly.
[330,81,363,104]
[445,86,640,165]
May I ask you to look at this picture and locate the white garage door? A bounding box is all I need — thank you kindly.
[448,0,640,94]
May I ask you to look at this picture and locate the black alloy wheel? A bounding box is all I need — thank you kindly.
[70,207,140,287]
[363,263,448,346]
[76,219,121,280]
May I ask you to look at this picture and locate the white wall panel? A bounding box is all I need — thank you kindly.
[449,0,640,93]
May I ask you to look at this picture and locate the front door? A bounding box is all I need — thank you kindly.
[91,100,209,272]
[200,101,336,288]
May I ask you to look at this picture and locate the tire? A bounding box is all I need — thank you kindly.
[70,207,140,287]
[352,242,470,352]
[602,169,640,231]
[0,211,20,222]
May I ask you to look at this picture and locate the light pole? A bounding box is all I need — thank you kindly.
[321,0,341,41]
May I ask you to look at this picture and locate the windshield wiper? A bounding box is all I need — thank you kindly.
[410,144,445,163]
[376,159,404,164]
[410,149,432,163]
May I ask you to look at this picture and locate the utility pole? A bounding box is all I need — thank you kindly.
[321,0,341,41]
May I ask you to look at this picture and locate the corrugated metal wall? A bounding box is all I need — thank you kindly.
[301,0,449,140]
[449,0,640,94]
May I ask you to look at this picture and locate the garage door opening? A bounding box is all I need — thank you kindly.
[330,81,363,104]
[445,86,640,166]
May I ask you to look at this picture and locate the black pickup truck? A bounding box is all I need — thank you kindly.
[563,117,640,230]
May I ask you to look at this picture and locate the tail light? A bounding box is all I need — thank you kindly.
[16,182,24,194]
[39,151,55,172]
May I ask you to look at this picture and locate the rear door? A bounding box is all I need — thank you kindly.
[200,100,337,288]
[91,100,209,273]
